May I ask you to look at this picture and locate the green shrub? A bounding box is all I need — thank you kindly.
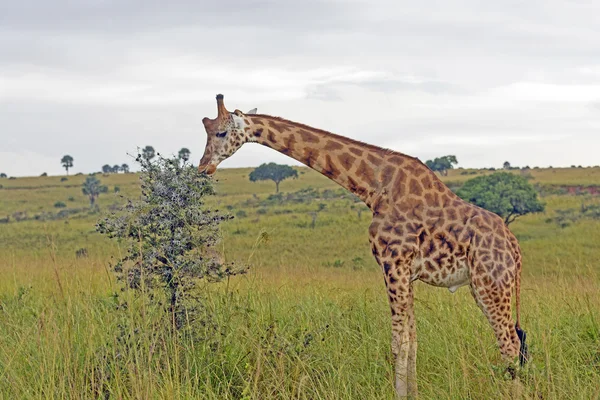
[456,172,545,225]
[54,201,67,208]
[236,210,248,218]
[96,154,247,337]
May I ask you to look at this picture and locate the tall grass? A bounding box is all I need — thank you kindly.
[1,167,599,399]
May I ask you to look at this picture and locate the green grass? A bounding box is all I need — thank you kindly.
[0,166,599,399]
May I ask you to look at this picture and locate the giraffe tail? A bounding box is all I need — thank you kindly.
[514,255,528,366]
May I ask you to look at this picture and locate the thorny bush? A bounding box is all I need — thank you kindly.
[97,154,247,333]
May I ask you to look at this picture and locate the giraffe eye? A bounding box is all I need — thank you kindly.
[216,131,227,138]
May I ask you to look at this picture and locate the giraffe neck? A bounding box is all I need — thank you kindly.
[246,114,430,207]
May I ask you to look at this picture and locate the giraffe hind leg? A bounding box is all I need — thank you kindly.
[468,279,521,363]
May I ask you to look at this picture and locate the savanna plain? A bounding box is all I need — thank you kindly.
[0,166,599,400]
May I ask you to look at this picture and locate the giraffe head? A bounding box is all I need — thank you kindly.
[198,94,257,175]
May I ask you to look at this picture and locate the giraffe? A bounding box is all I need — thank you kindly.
[198,94,528,398]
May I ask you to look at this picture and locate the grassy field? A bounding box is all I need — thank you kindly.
[0,166,599,399]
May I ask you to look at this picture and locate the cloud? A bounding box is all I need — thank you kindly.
[1,0,600,176]
[488,82,600,103]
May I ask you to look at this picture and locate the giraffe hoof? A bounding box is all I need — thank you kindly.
[506,365,517,380]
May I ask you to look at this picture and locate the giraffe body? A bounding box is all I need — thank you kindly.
[198,95,527,398]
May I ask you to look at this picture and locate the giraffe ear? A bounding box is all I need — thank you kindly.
[246,108,257,114]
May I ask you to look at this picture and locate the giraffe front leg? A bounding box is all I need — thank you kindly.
[369,219,419,398]
[407,284,418,398]
[384,262,416,399]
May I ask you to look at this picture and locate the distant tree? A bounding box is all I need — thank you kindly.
[178,147,191,163]
[61,155,74,175]
[142,145,156,161]
[503,161,511,170]
[456,172,545,225]
[40,172,48,177]
[82,176,108,206]
[112,164,121,173]
[425,155,458,176]
[102,164,112,174]
[121,163,130,173]
[0,173,6,178]
[249,162,298,193]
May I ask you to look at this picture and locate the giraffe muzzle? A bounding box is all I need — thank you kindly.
[198,162,217,175]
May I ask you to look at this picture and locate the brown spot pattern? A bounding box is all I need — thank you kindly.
[409,179,423,196]
[380,165,396,187]
[324,140,344,151]
[298,129,320,143]
[244,114,524,372]
[349,147,363,156]
[323,155,341,179]
[303,148,320,167]
[338,153,356,170]
[357,160,376,187]
[367,154,383,166]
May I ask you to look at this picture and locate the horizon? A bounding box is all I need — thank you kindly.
[2,157,598,180]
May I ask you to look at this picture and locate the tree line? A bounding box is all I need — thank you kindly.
[57,146,193,175]
[2,150,552,228]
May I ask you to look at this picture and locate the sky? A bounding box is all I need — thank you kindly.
[1,0,599,177]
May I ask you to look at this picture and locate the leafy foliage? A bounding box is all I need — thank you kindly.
[102,164,112,174]
[456,172,545,225]
[96,154,246,334]
[0,173,6,178]
[546,200,600,228]
[121,163,130,173]
[249,162,299,193]
[82,176,108,206]
[178,147,191,162]
[142,145,156,161]
[425,155,458,176]
[60,155,74,175]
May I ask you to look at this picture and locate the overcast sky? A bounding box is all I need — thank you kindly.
[1,0,599,177]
